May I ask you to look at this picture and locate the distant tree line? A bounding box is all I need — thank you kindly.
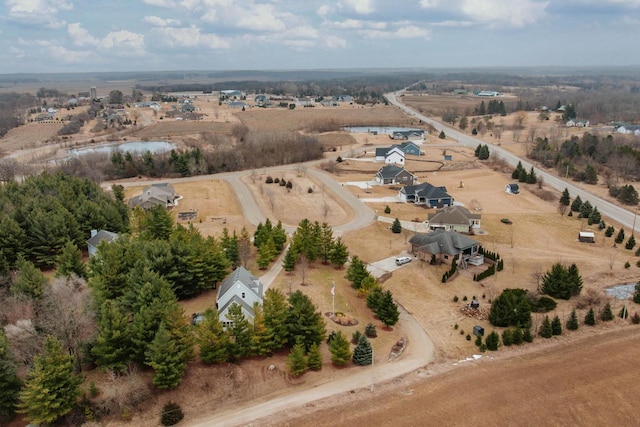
[0,92,38,137]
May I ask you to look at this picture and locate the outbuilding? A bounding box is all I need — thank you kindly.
[578,231,596,243]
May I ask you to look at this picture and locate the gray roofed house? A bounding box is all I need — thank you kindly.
[375,165,416,185]
[216,266,264,326]
[128,183,177,210]
[409,229,479,265]
[399,182,453,207]
[86,229,119,257]
[390,130,425,141]
[426,205,481,234]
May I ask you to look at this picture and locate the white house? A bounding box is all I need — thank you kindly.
[383,146,405,164]
[216,267,264,327]
[566,119,590,128]
[617,125,640,136]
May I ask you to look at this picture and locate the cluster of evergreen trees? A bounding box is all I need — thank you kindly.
[0,173,129,271]
[540,263,583,300]
[474,144,490,160]
[366,287,400,328]
[475,99,506,116]
[511,161,537,184]
[283,219,349,272]
[253,219,287,269]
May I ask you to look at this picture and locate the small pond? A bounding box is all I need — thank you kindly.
[605,283,638,300]
[69,141,176,157]
[343,126,423,135]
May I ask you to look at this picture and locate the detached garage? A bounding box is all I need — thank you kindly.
[578,231,595,243]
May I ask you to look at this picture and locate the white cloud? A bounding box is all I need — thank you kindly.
[342,0,375,14]
[325,19,387,30]
[102,30,146,54]
[419,0,441,7]
[359,25,431,39]
[317,4,332,16]
[6,0,73,26]
[68,23,100,47]
[283,39,315,49]
[144,15,181,26]
[47,45,93,64]
[431,20,473,27]
[460,0,549,27]
[151,25,231,49]
[324,35,347,49]
[142,0,177,7]
[235,4,287,31]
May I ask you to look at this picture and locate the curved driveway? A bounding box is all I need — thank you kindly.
[386,92,639,234]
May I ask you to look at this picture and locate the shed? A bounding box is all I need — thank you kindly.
[578,231,595,243]
[473,325,485,337]
[505,183,519,194]
[443,154,452,161]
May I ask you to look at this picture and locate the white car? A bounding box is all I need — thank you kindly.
[395,256,412,266]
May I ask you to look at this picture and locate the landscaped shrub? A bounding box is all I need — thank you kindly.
[365,323,377,338]
[384,205,391,214]
[531,296,557,313]
[160,402,184,426]
[265,176,273,183]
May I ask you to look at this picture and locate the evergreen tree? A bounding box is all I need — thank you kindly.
[18,336,81,425]
[329,237,349,268]
[318,223,334,264]
[366,286,384,312]
[365,323,377,338]
[560,188,571,206]
[263,288,290,351]
[92,300,133,372]
[272,221,288,253]
[566,309,579,331]
[0,329,20,421]
[584,163,598,184]
[220,228,240,267]
[605,225,615,238]
[551,315,563,335]
[479,144,490,160]
[526,166,537,184]
[55,240,87,278]
[539,315,553,338]
[615,228,625,244]
[197,308,229,364]
[391,218,402,233]
[226,303,253,360]
[439,130,446,139]
[600,302,614,321]
[633,282,640,304]
[512,161,525,180]
[250,303,272,357]
[376,290,400,328]
[282,248,297,273]
[540,263,582,300]
[570,195,583,212]
[329,331,352,366]
[475,144,482,157]
[286,341,307,377]
[625,235,636,250]
[145,323,187,389]
[522,328,534,343]
[488,288,532,327]
[256,237,276,269]
[287,290,326,351]
[12,255,48,299]
[512,327,524,345]
[144,204,174,240]
[587,207,601,225]
[307,343,322,371]
[579,200,593,219]
[478,100,486,115]
[346,255,370,289]
[501,328,514,346]
[485,331,500,351]
[584,307,596,325]
[352,335,373,366]
[164,305,195,364]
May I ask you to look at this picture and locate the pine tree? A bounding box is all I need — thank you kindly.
[479,144,490,160]
[539,315,553,338]
[145,323,187,389]
[0,329,20,421]
[226,303,253,360]
[365,323,377,338]
[588,207,601,225]
[584,163,598,184]
[307,343,322,371]
[164,305,195,364]
[220,228,240,267]
[512,161,524,180]
[560,188,571,206]
[526,166,537,184]
[286,342,307,377]
[366,286,384,311]
[318,223,334,264]
[287,290,326,351]
[272,221,288,253]
[633,282,640,304]
[346,255,370,289]
[263,288,289,351]
[250,303,272,357]
[512,327,524,345]
[282,248,297,273]
[501,328,514,346]
[579,200,593,219]
[475,144,482,157]
[485,331,500,351]
[12,255,48,299]
[352,334,373,366]
[257,237,276,269]
[144,204,174,240]
[55,240,87,278]
[570,195,583,212]
[329,331,352,366]
[329,237,349,268]
[18,336,82,424]
[625,235,636,250]
[376,290,400,328]
[522,328,534,343]
[439,130,446,139]
[391,218,402,233]
[600,302,614,321]
[566,309,579,330]
[584,307,596,325]
[551,315,563,335]
[615,228,625,244]
[92,300,133,372]
[197,308,229,364]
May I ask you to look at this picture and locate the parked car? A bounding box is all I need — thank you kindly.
[395,256,412,266]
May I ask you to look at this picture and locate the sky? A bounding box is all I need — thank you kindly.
[0,0,639,74]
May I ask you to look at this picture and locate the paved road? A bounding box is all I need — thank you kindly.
[386,92,640,234]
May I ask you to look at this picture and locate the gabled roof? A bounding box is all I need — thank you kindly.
[376,164,408,179]
[217,266,263,306]
[427,206,480,226]
[409,229,478,256]
[401,182,451,199]
[129,183,176,208]
[86,230,118,247]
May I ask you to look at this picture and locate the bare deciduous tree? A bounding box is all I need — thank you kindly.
[322,200,331,222]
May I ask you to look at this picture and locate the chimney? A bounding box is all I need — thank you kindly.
[91,229,98,238]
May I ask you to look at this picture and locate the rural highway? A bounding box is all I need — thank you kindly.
[386,92,640,234]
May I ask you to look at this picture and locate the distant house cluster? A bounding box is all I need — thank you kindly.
[566,118,590,128]
[475,90,500,97]
[616,124,640,136]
